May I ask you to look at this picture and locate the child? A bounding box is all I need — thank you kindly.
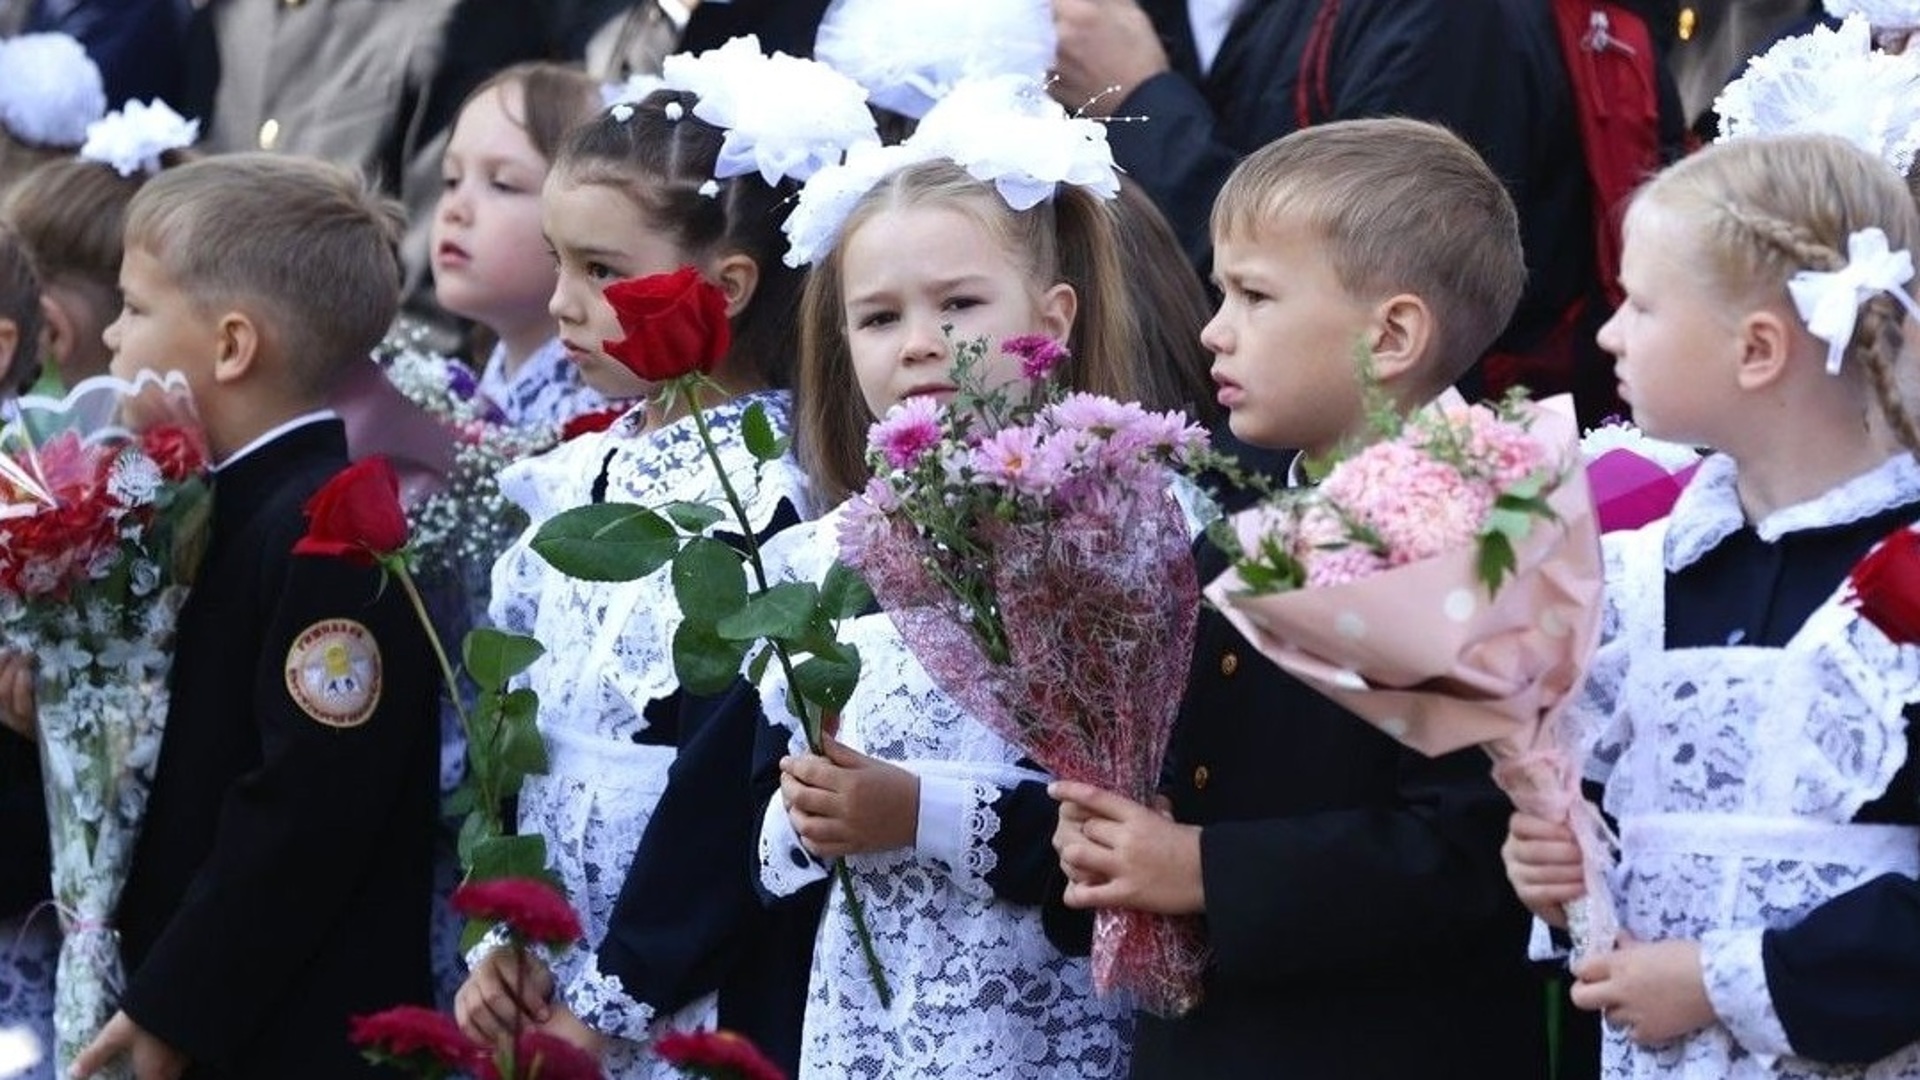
[2,101,197,389]
[67,153,442,1080]
[455,65,852,1075]
[751,129,1186,1073]
[430,62,611,430]
[1504,133,1920,1077]
[1051,118,1549,1078]
[0,220,52,1080]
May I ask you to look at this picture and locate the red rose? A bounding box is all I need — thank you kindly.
[655,1028,786,1080]
[292,457,410,565]
[449,877,582,949]
[1849,526,1920,644]
[477,1030,605,1080]
[139,424,210,483]
[559,406,629,442]
[601,267,731,383]
[348,1005,485,1075]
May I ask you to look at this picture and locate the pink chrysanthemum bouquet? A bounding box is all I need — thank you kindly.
[1205,391,1619,957]
[838,335,1213,1017]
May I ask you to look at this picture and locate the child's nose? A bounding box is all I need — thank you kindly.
[900,312,944,364]
[1199,309,1232,355]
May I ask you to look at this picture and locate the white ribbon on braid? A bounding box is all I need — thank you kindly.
[1787,227,1920,373]
[659,34,879,186]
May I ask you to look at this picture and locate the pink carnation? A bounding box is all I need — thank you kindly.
[1305,545,1391,587]
[868,397,944,471]
[1321,442,1493,565]
[1451,405,1550,488]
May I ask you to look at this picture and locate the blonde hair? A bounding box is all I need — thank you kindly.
[1637,133,1920,454]
[126,153,405,397]
[1212,117,1526,387]
[796,160,1150,505]
[3,150,194,327]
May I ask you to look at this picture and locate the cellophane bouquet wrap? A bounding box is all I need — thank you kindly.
[0,372,211,1076]
[1203,394,1619,958]
[836,335,1212,1017]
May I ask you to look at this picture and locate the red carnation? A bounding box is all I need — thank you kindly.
[450,877,582,949]
[601,267,731,383]
[655,1028,786,1080]
[348,1005,485,1077]
[559,406,629,442]
[292,456,410,566]
[1849,526,1920,644]
[477,1030,605,1080]
[139,424,210,483]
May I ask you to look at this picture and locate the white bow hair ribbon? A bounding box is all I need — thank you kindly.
[1787,226,1920,373]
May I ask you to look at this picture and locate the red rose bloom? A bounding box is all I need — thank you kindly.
[449,877,582,948]
[601,267,731,383]
[655,1029,786,1080]
[348,1005,485,1075]
[1849,526,1920,644]
[292,456,410,565]
[139,424,210,483]
[477,1030,605,1080]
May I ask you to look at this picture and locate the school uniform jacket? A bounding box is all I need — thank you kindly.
[116,418,440,1080]
[1124,532,1547,1079]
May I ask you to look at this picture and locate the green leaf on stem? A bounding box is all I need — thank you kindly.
[742,401,790,462]
[716,581,818,641]
[531,503,679,581]
[661,501,727,533]
[672,620,752,696]
[792,646,862,713]
[496,689,547,774]
[468,833,552,882]
[819,561,875,619]
[672,537,750,625]
[462,628,545,689]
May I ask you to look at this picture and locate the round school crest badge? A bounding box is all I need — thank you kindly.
[284,619,382,728]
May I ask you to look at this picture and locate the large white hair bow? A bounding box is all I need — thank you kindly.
[80,100,199,177]
[1787,227,1920,373]
[1715,15,1920,174]
[0,32,106,148]
[660,34,879,186]
[1826,0,1920,31]
[814,0,1055,119]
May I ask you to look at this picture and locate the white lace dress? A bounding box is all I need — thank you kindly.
[477,337,614,430]
[489,391,806,1078]
[753,507,1134,1079]
[0,914,55,1079]
[1572,452,1920,1078]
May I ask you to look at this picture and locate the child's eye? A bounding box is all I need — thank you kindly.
[488,173,522,194]
[942,296,983,313]
[440,173,460,191]
[855,311,897,329]
[586,262,617,281]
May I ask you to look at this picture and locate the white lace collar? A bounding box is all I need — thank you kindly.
[1664,450,1920,572]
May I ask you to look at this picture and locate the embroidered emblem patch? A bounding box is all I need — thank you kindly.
[284,619,382,728]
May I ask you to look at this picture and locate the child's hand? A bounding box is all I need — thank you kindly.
[1050,780,1204,915]
[0,650,37,740]
[532,1000,605,1056]
[455,946,554,1047]
[779,736,919,859]
[70,1009,186,1080]
[1570,935,1715,1047]
[1502,811,1584,927]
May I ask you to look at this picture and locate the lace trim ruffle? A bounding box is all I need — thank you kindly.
[1665,452,1920,572]
[563,960,658,1045]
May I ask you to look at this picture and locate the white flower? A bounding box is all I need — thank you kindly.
[662,34,879,184]
[1580,420,1703,470]
[815,0,1055,119]
[108,450,164,507]
[0,33,106,147]
[79,99,200,177]
[914,74,1121,210]
[1715,15,1920,174]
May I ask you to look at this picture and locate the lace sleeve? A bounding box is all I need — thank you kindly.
[562,961,657,1045]
[1701,926,1794,1060]
[914,773,1002,899]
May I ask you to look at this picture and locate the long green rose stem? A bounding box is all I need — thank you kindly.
[388,558,505,837]
[682,378,894,1009]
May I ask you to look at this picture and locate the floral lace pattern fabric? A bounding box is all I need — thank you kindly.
[477,338,614,431]
[752,510,1133,1079]
[0,915,56,1080]
[489,392,806,1070]
[1571,453,1920,1078]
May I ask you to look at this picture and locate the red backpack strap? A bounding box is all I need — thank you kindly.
[1295,0,1342,129]
[1551,0,1664,308]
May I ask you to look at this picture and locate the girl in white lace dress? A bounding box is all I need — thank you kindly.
[751,129,1185,1075]
[453,85,826,1078]
[1504,134,1920,1078]
[429,63,615,431]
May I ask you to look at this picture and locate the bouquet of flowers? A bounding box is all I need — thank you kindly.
[1204,390,1618,957]
[1580,418,1701,533]
[836,335,1212,1017]
[0,372,211,1077]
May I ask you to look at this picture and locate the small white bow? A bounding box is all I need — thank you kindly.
[1787,227,1920,374]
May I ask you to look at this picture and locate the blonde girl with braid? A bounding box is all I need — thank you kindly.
[1504,132,1920,1080]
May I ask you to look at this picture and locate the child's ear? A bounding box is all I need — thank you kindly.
[1734,307,1793,391]
[211,308,261,385]
[1038,282,1077,343]
[38,294,71,369]
[0,317,16,388]
[1368,293,1433,383]
[710,253,761,321]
